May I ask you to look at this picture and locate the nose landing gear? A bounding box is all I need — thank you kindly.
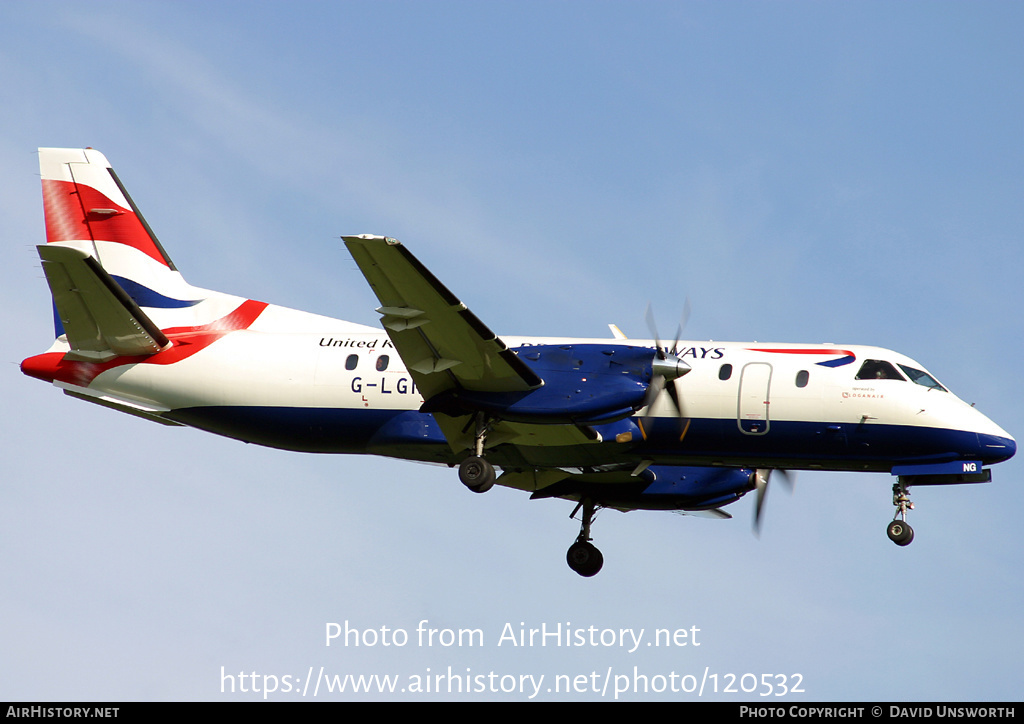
[887,481,915,546]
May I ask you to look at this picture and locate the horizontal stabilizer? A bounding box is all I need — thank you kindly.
[39,244,169,361]
[61,386,183,426]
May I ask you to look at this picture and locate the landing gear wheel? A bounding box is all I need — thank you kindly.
[567,540,604,577]
[459,456,495,493]
[887,519,915,546]
[565,497,604,576]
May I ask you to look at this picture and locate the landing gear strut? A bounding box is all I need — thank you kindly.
[566,498,604,577]
[887,481,915,546]
[458,413,495,493]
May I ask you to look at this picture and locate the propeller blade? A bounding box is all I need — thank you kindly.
[665,377,682,417]
[645,303,665,359]
[671,298,692,356]
[752,468,795,536]
[667,379,691,439]
[642,373,665,413]
[753,469,770,535]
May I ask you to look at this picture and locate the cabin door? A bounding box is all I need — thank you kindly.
[738,362,772,434]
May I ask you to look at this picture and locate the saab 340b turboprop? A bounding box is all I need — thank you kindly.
[22,148,1016,576]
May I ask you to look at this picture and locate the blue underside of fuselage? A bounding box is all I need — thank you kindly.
[166,405,1015,471]
[164,405,1013,511]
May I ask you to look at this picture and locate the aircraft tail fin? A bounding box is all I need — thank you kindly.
[40,147,176,267]
[37,148,205,340]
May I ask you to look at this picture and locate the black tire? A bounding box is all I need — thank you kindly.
[887,520,914,546]
[566,541,604,577]
[459,456,495,493]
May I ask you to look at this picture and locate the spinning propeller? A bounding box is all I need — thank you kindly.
[642,304,795,529]
[752,468,795,535]
[643,303,692,432]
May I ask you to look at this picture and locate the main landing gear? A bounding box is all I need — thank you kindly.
[566,498,604,577]
[458,456,495,493]
[458,413,495,493]
[454,413,605,576]
[887,481,915,546]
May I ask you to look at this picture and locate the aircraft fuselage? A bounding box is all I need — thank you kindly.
[25,320,1015,472]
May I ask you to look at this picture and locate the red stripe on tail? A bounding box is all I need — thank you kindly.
[42,179,170,267]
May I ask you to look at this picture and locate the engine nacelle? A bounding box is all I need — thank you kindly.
[638,465,757,509]
[420,344,663,424]
[525,464,756,511]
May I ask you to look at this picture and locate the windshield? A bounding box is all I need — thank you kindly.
[898,364,947,392]
[855,359,905,381]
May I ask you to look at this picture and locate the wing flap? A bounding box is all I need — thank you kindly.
[39,244,169,361]
[343,235,541,401]
[674,508,733,519]
[432,413,601,454]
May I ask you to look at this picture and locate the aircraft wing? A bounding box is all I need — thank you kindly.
[343,235,542,404]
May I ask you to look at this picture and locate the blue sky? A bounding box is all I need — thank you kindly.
[2,1,1022,701]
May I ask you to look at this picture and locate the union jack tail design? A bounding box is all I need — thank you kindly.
[24,148,262,387]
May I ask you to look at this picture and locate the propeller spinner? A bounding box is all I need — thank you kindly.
[643,304,692,427]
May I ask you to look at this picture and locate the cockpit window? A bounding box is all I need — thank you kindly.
[855,359,905,381]
[898,364,947,392]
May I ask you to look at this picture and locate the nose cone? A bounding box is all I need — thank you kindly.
[978,431,1016,465]
[945,400,1016,465]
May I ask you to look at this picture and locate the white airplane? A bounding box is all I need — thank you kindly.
[22,148,1016,576]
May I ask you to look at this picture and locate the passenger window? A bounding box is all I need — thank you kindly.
[795,370,809,388]
[718,364,733,381]
[376,355,390,372]
[345,354,358,370]
[855,360,905,381]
